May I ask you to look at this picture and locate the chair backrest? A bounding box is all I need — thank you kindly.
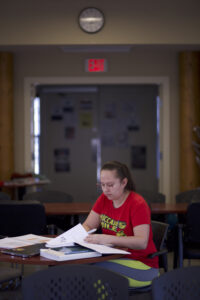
[0,200,47,236]
[176,189,200,203]
[138,190,166,204]
[22,264,129,300]
[152,266,200,300]
[185,202,200,243]
[23,190,73,203]
[0,191,11,200]
[151,220,169,272]
[151,220,169,251]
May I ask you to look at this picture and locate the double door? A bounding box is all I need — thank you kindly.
[39,84,159,203]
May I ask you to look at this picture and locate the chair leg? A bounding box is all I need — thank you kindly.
[162,254,168,272]
[177,224,184,268]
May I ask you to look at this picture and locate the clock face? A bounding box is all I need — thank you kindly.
[79,7,104,33]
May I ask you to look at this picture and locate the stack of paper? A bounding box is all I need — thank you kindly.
[40,245,102,261]
[0,234,52,249]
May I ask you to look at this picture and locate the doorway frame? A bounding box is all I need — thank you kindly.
[24,76,170,202]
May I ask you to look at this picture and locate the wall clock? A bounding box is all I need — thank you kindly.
[79,7,105,33]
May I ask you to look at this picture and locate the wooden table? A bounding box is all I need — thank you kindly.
[151,203,188,214]
[3,178,50,200]
[44,202,93,225]
[44,202,189,217]
[0,251,124,266]
[44,202,93,216]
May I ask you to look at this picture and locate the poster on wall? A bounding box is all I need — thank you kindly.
[63,99,76,127]
[80,112,93,128]
[131,146,146,169]
[121,100,140,131]
[54,148,70,172]
[80,99,93,111]
[51,106,63,121]
[79,99,93,128]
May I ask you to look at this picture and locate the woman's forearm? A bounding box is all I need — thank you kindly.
[82,222,92,232]
[84,234,148,250]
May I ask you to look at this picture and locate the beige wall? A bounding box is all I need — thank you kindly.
[0,0,200,201]
[0,1,200,45]
[13,46,179,200]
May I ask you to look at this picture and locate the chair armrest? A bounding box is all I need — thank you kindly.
[148,248,168,259]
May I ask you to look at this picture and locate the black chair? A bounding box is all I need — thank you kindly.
[22,264,129,300]
[152,266,200,300]
[175,189,200,223]
[138,190,166,222]
[129,220,169,295]
[174,202,200,268]
[0,191,11,200]
[0,200,50,236]
[168,190,200,253]
[138,190,166,204]
[23,190,74,231]
[176,189,200,203]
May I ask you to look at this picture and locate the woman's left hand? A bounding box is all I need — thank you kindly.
[84,234,110,245]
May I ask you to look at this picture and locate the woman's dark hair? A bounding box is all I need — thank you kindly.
[101,161,136,191]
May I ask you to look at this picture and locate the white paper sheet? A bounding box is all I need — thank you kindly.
[0,234,52,249]
[74,239,130,255]
[46,223,88,248]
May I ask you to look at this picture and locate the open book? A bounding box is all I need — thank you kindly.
[46,223,130,256]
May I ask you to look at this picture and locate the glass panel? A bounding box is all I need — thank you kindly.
[32,96,41,174]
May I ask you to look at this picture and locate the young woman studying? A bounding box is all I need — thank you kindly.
[83,160,159,288]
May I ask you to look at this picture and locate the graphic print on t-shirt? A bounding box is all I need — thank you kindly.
[100,214,127,236]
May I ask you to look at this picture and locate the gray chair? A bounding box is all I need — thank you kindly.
[23,190,74,231]
[150,220,169,272]
[0,191,11,200]
[22,264,129,300]
[152,266,200,300]
[23,190,73,203]
[129,220,169,295]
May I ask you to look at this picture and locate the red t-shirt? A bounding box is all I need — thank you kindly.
[92,191,158,268]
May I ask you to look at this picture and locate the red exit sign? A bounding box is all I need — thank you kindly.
[86,59,107,72]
